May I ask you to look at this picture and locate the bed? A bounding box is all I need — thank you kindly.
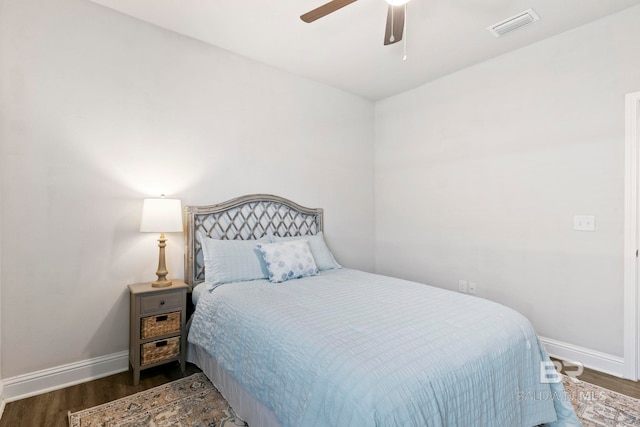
[185,194,580,427]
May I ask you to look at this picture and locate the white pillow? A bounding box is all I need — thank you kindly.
[200,235,273,289]
[258,240,318,283]
[273,231,341,271]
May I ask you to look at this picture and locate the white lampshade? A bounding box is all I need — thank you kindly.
[386,0,409,5]
[140,198,183,233]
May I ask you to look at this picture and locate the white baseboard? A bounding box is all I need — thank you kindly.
[2,351,129,403]
[539,336,626,379]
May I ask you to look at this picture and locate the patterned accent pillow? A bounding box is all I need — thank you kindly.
[258,240,319,283]
[272,231,341,271]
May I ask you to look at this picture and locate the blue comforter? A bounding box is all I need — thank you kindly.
[189,269,580,427]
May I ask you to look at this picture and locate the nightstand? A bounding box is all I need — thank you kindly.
[128,280,188,385]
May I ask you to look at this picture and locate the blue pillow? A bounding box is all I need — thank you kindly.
[258,240,318,283]
[200,235,273,289]
[272,231,341,271]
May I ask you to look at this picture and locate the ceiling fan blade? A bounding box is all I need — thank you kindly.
[301,0,359,23]
[384,5,405,45]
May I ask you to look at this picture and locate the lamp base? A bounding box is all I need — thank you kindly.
[152,232,172,288]
[151,279,173,288]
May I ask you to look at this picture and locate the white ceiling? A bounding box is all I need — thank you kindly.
[89,0,640,100]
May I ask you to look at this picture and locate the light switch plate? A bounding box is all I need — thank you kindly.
[573,215,595,231]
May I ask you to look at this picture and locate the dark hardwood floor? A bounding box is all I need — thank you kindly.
[1,360,638,426]
[0,362,201,427]
[558,362,640,399]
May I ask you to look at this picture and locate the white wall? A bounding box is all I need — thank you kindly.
[375,5,640,358]
[0,0,375,379]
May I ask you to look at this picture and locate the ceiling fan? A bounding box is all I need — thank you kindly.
[301,0,410,46]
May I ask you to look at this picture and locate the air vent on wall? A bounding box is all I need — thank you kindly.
[487,8,540,38]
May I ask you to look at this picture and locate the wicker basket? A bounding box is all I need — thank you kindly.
[141,337,180,366]
[141,311,181,339]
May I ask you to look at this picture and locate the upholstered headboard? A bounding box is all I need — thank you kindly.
[184,194,324,287]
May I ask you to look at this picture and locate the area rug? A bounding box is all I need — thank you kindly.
[69,372,640,426]
[561,375,640,427]
[67,372,247,427]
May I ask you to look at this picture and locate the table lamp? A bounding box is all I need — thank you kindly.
[140,196,183,287]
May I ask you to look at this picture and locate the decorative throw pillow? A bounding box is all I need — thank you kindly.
[272,231,341,271]
[200,234,273,289]
[258,240,319,283]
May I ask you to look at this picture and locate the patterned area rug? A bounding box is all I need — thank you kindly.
[562,375,640,427]
[68,372,640,426]
[67,373,247,427]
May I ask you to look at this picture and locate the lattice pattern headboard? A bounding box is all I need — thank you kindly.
[184,194,324,287]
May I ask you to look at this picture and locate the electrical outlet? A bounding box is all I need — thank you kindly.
[468,282,477,295]
[573,215,595,231]
[458,280,468,293]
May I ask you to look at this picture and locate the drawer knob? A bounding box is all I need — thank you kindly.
[160,300,165,305]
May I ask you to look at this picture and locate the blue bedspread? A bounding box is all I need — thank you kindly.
[189,269,580,427]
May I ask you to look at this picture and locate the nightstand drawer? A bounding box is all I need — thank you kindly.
[141,336,180,366]
[141,311,181,339]
[140,292,182,314]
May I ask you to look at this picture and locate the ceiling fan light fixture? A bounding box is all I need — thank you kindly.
[385,0,409,6]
